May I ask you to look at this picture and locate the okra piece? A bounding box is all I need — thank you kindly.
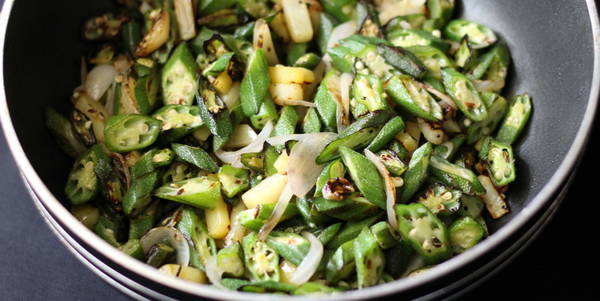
[122,20,143,55]
[399,143,433,203]
[196,84,233,150]
[370,221,399,250]
[449,216,485,253]
[427,0,455,25]
[242,232,281,281]
[237,281,296,294]
[129,201,159,240]
[317,13,338,55]
[161,43,198,105]
[367,116,405,153]
[264,145,280,176]
[327,213,383,249]
[389,140,410,161]
[104,115,161,153]
[459,195,485,219]
[354,227,385,288]
[454,36,474,68]
[177,207,216,269]
[64,144,111,205]
[465,93,508,144]
[416,184,462,216]
[433,134,466,161]
[237,0,271,18]
[273,106,299,150]
[152,104,204,142]
[314,71,341,131]
[154,176,222,209]
[250,95,279,130]
[217,242,245,278]
[314,159,346,197]
[94,214,123,247]
[293,282,340,295]
[385,75,443,122]
[376,150,407,177]
[287,43,309,66]
[314,193,379,221]
[146,243,175,268]
[326,240,356,283]
[296,197,335,228]
[315,222,343,245]
[388,29,450,53]
[442,68,488,122]
[123,171,160,216]
[200,0,237,15]
[294,53,321,69]
[218,165,250,198]
[480,139,516,186]
[303,107,323,134]
[338,146,386,209]
[171,143,218,172]
[444,19,497,49]
[238,203,300,231]
[352,74,389,112]
[384,240,414,278]
[322,0,357,22]
[317,110,393,163]
[395,203,451,264]
[377,44,427,79]
[429,155,485,195]
[406,45,456,80]
[385,14,427,34]
[356,0,383,38]
[240,152,265,171]
[120,239,145,260]
[240,49,270,117]
[266,231,311,266]
[202,52,234,78]
[161,162,196,184]
[131,148,175,179]
[496,93,532,145]
[45,107,87,158]
[478,42,511,92]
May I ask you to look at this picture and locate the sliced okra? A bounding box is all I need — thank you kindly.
[303,107,323,134]
[449,216,485,253]
[217,164,250,198]
[459,194,485,219]
[64,144,111,205]
[356,0,384,38]
[123,171,160,217]
[176,207,217,269]
[338,146,387,209]
[322,0,357,22]
[367,116,406,153]
[314,222,343,245]
[388,29,451,53]
[433,134,466,160]
[384,240,414,278]
[237,203,300,231]
[496,93,532,145]
[240,152,265,171]
[352,74,389,112]
[399,142,433,203]
[444,19,497,49]
[104,115,161,153]
[454,36,474,68]
[314,193,379,221]
[427,0,456,25]
[296,197,335,228]
[429,155,485,195]
[479,139,516,186]
[416,184,462,216]
[326,240,356,283]
[45,107,87,158]
[406,45,456,80]
[242,232,281,281]
[377,44,427,79]
[385,14,428,35]
[326,213,383,250]
[370,221,400,250]
[442,68,488,122]
[161,43,198,106]
[154,176,222,209]
[466,93,508,144]
[385,75,443,122]
[354,227,385,288]
[377,150,407,177]
[266,231,311,266]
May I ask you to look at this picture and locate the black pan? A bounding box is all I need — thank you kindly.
[1,0,598,300]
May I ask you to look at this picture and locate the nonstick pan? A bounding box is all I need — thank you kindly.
[1,0,599,300]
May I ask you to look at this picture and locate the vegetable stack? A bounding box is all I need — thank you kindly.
[48,0,532,294]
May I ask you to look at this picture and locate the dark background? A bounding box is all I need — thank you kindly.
[0,1,598,301]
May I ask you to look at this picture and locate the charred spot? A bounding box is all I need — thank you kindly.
[466,102,476,109]
[432,237,442,248]
[322,178,355,201]
[176,188,185,195]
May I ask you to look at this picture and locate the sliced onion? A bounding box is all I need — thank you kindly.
[304,61,327,100]
[140,227,190,266]
[327,21,357,49]
[364,149,398,231]
[417,118,445,145]
[104,82,116,117]
[337,72,353,132]
[205,255,225,289]
[474,79,505,93]
[422,83,457,110]
[258,183,294,240]
[266,132,336,147]
[84,64,117,101]
[222,82,241,111]
[214,121,273,167]
[224,202,248,247]
[288,133,337,197]
[287,232,323,285]
[173,0,196,40]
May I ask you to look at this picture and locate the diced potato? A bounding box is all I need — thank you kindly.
[271,13,291,43]
[173,0,196,40]
[270,83,304,106]
[242,174,288,208]
[405,121,421,142]
[274,151,289,174]
[205,197,230,239]
[159,264,181,276]
[212,71,232,95]
[269,65,314,84]
[225,124,258,149]
[396,131,418,153]
[375,0,427,25]
[279,260,297,285]
[253,19,279,65]
[282,0,314,43]
[304,0,323,28]
[178,266,207,283]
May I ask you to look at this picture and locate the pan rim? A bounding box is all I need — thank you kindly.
[0,0,598,299]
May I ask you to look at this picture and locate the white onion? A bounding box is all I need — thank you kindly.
[337,72,353,132]
[287,133,337,197]
[173,0,196,40]
[84,64,117,101]
[140,227,190,266]
[287,232,323,285]
[258,183,294,240]
[214,121,273,167]
[205,255,225,289]
[364,150,398,231]
[422,83,457,110]
[222,82,241,111]
[474,79,505,93]
[417,118,445,145]
[478,175,509,219]
[327,21,357,49]
[265,132,336,148]
[304,61,327,100]
[224,202,248,247]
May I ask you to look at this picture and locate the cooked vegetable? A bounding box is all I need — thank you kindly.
[51,0,532,294]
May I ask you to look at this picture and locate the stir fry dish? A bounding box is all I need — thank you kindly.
[45,0,532,294]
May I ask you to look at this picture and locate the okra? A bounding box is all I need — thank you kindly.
[218,165,250,198]
[294,53,321,69]
[120,239,145,260]
[385,14,427,34]
[399,143,433,203]
[303,107,323,134]
[395,203,451,264]
[123,171,160,216]
[459,195,485,219]
[287,43,309,66]
[442,68,488,122]
[240,49,270,117]
[416,184,462,216]
[406,45,456,80]
[377,150,407,177]
[370,221,399,250]
[326,240,356,283]
[131,148,175,179]
[129,201,159,240]
[315,193,379,221]
[315,222,343,245]
[161,161,196,184]
[146,243,175,267]
[266,231,311,266]
[454,36,474,68]
[466,93,508,144]
[377,44,426,79]
[264,145,280,176]
[45,108,87,158]
[104,115,161,153]
[429,155,485,195]
[352,74,389,112]
[356,0,383,38]
[176,207,216,269]
[217,242,245,278]
[161,43,198,105]
[338,146,386,209]
[296,197,335,228]
[496,93,532,145]
[367,116,406,153]
[444,19,497,49]
[322,0,357,22]
[64,144,111,205]
[433,135,465,161]
[327,213,383,250]
[388,29,450,53]
[196,83,233,150]
[293,282,340,295]
[94,213,124,247]
[171,143,218,172]
[242,232,281,281]
[238,0,271,18]
[154,177,222,209]
[480,139,516,186]
[386,75,443,121]
[354,227,385,288]
[250,95,279,130]
[317,13,338,55]
[449,216,485,253]
[427,0,455,25]
[200,0,237,15]
[238,203,300,231]
[314,71,341,131]
[240,152,265,171]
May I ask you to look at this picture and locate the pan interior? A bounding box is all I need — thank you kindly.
[2,0,594,275]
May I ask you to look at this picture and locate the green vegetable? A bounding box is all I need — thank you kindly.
[104,115,161,153]
[217,242,245,277]
[496,93,533,145]
[352,74,389,112]
[400,143,433,203]
[444,19,497,49]
[449,216,485,253]
[386,75,443,121]
[266,231,310,266]
[338,146,386,209]
[217,165,250,198]
[354,227,385,288]
[326,213,383,250]
[480,139,516,186]
[314,193,379,221]
[171,143,218,172]
[161,43,198,106]
[429,155,485,195]
[388,29,450,52]
[367,116,405,153]
[377,150,408,176]
[416,184,462,216]
[154,177,222,209]
[242,232,280,281]
[240,49,270,117]
[123,171,159,216]
[442,68,488,122]
[64,144,110,205]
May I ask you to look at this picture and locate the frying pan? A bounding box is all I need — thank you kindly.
[1,0,598,299]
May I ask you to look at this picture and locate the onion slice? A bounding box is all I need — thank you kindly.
[258,183,294,240]
[337,72,353,132]
[205,255,225,289]
[417,118,445,145]
[221,82,241,111]
[327,21,357,49]
[421,83,457,110]
[287,232,324,285]
[214,121,273,167]
[140,227,190,266]
[364,149,398,231]
[84,64,117,101]
[287,133,337,197]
